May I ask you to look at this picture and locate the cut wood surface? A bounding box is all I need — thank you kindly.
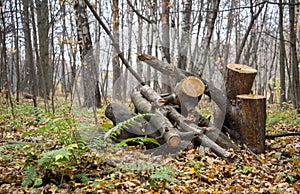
[178,76,205,97]
[237,94,266,153]
[224,64,257,101]
[174,76,205,118]
[138,85,234,157]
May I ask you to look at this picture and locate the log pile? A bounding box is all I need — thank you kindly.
[105,55,267,157]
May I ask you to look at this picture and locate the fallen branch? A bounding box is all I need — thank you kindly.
[266,132,300,139]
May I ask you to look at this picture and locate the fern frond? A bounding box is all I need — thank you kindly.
[76,172,89,184]
[104,113,153,139]
[118,137,160,146]
[22,165,37,187]
[38,146,70,165]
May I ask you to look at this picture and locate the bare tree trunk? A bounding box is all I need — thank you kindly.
[161,0,171,92]
[21,0,37,108]
[36,0,50,99]
[0,4,15,118]
[74,0,100,108]
[178,0,192,71]
[235,2,265,63]
[112,0,122,100]
[278,0,287,104]
[197,0,220,76]
[289,0,300,112]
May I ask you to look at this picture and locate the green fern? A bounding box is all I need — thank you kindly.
[76,172,89,184]
[38,146,70,165]
[22,165,37,187]
[118,137,160,147]
[104,113,153,139]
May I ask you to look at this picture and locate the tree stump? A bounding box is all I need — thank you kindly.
[225,64,257,101]
[237,94,266,153]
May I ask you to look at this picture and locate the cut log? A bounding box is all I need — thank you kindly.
[165,105,238,151]
[105,102,159,137]
[236,94,266,154]
[224,64,257,101]
[174,76,205,119]
[131,91,181,147]
[138,54,179,78]
[138,85,235,157]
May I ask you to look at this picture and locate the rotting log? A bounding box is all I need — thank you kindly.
[237,94,266,154]
[224,64,257,102]
[131,91,181,147]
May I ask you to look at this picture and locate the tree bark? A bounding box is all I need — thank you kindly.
[278,0,287,104]
[74,0,100,108]
[105,102,159,139]
[237,94,266,153]
[224,64,257,101]
[36,0,50,99]
[178,0,192,70]
[289,0,300,112]
[131,91,181,147]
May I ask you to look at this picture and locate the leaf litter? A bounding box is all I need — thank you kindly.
[0,103,299,193]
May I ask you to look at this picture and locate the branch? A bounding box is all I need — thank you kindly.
[127,0,154,24]
[235,2,266,63]
[83,0,145,85]
[266,132,300,139]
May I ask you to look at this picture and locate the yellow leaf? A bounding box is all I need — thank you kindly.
[167,2,172,8]
[1,88,6,95]
[55,154,64,161]
[190,167,195,174]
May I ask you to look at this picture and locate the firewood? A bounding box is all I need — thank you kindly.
[131,91,181,147]
[138,85,236,157]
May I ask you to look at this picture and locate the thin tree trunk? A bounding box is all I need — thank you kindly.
[197,0,220,76]
[112,0,122,100]
[161,0,171,93]
[235,2,265,63]
[36,0,50,99]
[289,0,300,112]
[278,0,287,104]
[178,0,192,71]
[74,0,100,108]
[22,0,37,108]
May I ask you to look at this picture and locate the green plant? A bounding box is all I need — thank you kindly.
[21,115,75,144]
[149,165,180,189]
[118,136,160,147]
[76,172,89,184]
[22,143,89,187]
[104,113,153,139]
[279,173,294,183]
[22,165,41,187]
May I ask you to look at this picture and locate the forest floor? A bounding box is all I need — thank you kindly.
[0,99,299,193]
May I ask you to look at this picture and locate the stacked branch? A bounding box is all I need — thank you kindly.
[137,54,266,154]
[105,54,266,157]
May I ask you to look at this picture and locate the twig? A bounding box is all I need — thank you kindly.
[266,132,300,139]
[83,0,145,85]
[243,144,262,164]
[127,0,155,24]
